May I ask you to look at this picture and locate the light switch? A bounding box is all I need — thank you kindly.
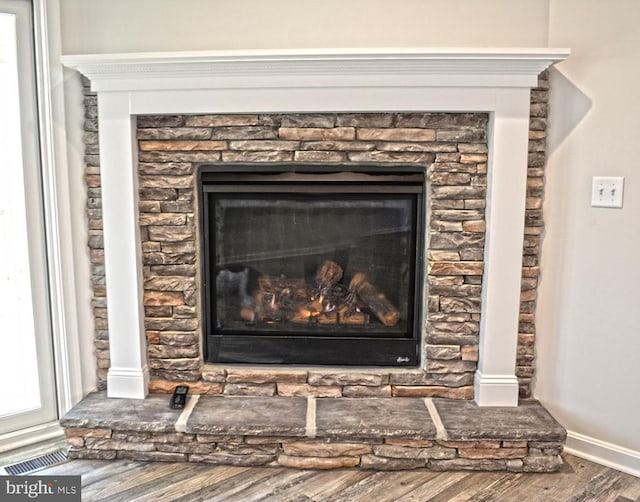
[591,177,624,208]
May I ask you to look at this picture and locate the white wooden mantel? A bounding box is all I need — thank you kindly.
[62,48,569,406]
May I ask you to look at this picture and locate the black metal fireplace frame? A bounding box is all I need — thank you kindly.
[198,163,425,366]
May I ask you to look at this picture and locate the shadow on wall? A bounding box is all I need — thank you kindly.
[546,67,592,156]
[532,67,591,403]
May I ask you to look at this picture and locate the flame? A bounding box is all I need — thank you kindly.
[299,308,320,319]
[310,294,324,312]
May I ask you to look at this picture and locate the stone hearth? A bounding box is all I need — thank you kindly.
[62,393,566,472]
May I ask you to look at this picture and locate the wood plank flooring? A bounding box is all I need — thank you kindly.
[34,454,640,501]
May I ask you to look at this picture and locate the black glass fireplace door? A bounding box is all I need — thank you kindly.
[200,165,424,366]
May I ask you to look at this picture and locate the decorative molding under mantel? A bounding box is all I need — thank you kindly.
[61,47,570,92]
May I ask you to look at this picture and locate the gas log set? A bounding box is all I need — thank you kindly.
[240,260,401,328]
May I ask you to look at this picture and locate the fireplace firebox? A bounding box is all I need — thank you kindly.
[199,164,425,366]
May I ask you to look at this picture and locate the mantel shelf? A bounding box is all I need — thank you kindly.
[62,47,569,92]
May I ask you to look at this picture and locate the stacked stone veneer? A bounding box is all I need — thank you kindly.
[83,78,109,388]
[84,73,548,397]
[66,429,562,472]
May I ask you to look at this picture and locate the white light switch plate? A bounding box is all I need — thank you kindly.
[591,176,624,208]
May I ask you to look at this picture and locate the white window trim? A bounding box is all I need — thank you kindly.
[32,0,84,417]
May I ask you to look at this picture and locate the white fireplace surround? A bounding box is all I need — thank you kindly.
[62,48,569,406]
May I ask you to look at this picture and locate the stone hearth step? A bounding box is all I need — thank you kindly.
[61,392,566,472]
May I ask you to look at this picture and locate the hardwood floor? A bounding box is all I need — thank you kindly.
[35,454,640,501]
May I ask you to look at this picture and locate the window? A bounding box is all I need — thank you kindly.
[0,0,57,437]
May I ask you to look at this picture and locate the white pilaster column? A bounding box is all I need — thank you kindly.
[99,92,149,398]
[474,88,532,406]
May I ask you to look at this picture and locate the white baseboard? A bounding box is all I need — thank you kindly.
[565,430,640,478]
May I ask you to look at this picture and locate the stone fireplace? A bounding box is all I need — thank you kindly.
[133,111,488,395]
[63,48,569,407]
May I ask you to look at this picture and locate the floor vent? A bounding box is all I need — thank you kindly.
[1,449,68,475]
